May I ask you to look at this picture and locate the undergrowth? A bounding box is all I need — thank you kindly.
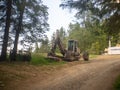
[89,54,99,59]
[30,54,66,65]
[114,75,120,90]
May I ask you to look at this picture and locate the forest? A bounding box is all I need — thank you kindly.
[0,0,49,61]
[0,0,120,62]
[1,1,120,90]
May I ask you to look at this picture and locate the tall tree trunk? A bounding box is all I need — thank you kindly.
[0,0,12,61]
[11,1,25,61]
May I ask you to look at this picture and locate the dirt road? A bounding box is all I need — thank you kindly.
[1,55,120,90]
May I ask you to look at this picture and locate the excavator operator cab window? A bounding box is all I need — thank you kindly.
[68,40,74,51]
[68,40,78,52]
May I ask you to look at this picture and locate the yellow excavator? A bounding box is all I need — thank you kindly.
[47,30,81,61]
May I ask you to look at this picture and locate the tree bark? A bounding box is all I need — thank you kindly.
[0,0,12,61]
[11,1,25,61]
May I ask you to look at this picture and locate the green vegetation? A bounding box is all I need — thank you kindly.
[114,75,120,90]
[0,0,49,61]
[1,0,120,61]
[66,23,108,54]
[89,55,99,59]
[60,0,120,55]
[30,54,66,65]
[61,0,120,35]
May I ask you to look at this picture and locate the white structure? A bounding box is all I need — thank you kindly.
[108,47,120,54]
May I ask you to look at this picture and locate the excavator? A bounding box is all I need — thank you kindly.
[47,30,81,61]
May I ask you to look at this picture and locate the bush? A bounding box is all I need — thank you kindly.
[114,75,120,90]
[16,53,31,61]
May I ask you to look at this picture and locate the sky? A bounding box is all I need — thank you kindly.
[43,0,76,39]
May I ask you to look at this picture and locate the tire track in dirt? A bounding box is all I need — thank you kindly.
[20,55,120,90]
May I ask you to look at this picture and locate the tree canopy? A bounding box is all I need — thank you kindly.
[61,0,120,35]
[0,0,49,60]
[67,22,108,54]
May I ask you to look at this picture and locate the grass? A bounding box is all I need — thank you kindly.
[114,75,120,90]
[31,53,96,65]
[89,54,99,59]
[30,53,66,65]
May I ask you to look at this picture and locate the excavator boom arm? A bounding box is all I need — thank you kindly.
[51,36,66,56]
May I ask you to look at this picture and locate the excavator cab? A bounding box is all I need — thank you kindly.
[68,40,78,52]
[63,40,80,61]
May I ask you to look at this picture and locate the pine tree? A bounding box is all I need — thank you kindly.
[0,0,12,61]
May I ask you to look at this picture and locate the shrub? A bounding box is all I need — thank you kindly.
[114,75,120,90]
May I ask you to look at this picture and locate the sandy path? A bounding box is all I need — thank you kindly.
[16,55,120,90]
